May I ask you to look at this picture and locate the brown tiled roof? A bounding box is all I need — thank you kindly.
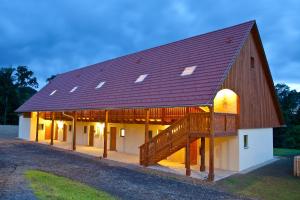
[16,21,255,112]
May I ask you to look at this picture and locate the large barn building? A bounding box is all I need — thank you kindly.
[16,20,284,181]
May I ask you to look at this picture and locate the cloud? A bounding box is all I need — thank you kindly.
[0,0,299,90]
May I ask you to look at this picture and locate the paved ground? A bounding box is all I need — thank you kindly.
[0,132,247,200]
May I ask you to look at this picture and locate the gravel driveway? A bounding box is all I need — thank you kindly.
[0,136,246,200]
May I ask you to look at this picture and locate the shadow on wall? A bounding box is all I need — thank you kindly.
[0,125,19,138]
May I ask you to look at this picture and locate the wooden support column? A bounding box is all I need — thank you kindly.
[145,109,150,143]
[161,108,165,123]
[72,111,77,151]
[103,110,108,158]
[35,112,39,142]
[185,136,191,176]
[208,105,215,181]
[50,112,54,145]
[200,137,205,172]
[185,113,191,176]
[143,108,150,166]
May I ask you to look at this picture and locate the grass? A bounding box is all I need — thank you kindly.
[274,148,300,157]
[216,151,300,200]
[25,170,116,200]
[217,175,300,200]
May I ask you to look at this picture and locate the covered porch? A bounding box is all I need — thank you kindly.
[27,89,239,181]
[39,139,236,181]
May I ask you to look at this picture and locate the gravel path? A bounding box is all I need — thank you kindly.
[0,137,246,200]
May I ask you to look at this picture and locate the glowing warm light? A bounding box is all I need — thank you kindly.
[96,122,105,135]
[57,121,64,129]
[199,106,210,112]
[120,128,125,137]
[214,89,238,114]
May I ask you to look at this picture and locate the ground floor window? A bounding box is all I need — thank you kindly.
[243,135,249,149]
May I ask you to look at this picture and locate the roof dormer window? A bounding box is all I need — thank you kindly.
[49,90,57,96]
[70,86,78,93]
[135,74,148,83]
[181,66,197,76]
[95,81,105,89]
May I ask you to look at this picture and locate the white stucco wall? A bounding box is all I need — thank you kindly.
[205,136,239,171]
[26,118,167,155]
[238,128,273,171]
[18,115,31,140]
[18,112,40,141]
[167,136,239,171]
[166,128,273,172]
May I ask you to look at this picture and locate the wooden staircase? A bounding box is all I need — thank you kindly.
[139,113,211,166]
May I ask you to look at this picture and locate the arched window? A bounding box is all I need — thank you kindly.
[214,89,239,114]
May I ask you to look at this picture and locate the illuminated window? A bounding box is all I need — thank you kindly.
[70,86,78,93]
[181,66,197,76]
[120,128,125,137]
[49,90,57,96]
[244,135,249,149]
[135,74,148,83]
[95,81,105,89]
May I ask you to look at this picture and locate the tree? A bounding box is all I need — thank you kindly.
[15,66,38,88]
[274,83,300,149]
[46,75,57,83]
[0,66,38,125]
[0,67,17,124]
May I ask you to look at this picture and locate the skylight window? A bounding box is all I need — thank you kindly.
[95,81,105,89]
[181,66,197,76]
[49,90,57,96]
[70,86,78,93]
[135,74,148,83]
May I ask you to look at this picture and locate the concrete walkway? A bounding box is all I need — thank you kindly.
[0,137,247,200]
[40,139,235,181]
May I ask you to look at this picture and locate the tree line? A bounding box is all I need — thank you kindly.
[0,66,299,149]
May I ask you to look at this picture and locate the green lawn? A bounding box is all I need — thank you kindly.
[217,175,300,200]
[216,149,300,200]
[25,170,116,200]
[274,148,300,157]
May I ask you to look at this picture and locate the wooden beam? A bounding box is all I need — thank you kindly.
[208,105,215,181]
[50,112,54,145]
[145,109,150,143]
[185,136,191,176]
[200,137,205,171]
[35,112,39,142]
[72,112,77,151]
[103,110,108,158]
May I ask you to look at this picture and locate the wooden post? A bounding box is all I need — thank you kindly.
[145,109,150,143]
[103,110,108,158]
[35,112,39,142]
[208,105,215,181]
[185,113,191,176]
[200,137,205,171]
[143,109,150,166]
[185,136,191,176]
[50,112,54,145]
[161,108,165,123]
[72,112,77,151]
